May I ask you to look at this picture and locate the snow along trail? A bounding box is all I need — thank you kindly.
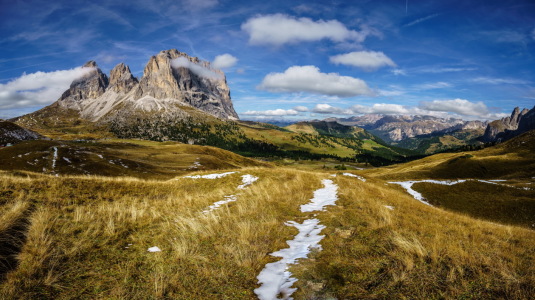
[238,174,259,189]
[343,172,366,182]
[51,147,58,170]
[255,179,338,300]
[254,219,325,300]
[388,180,466,206]
[301,179,339,212]
[390,179,533,205]
[202,175,260,214]
[183,171,236,179]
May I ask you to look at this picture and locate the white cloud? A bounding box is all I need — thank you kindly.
[171,57,223,80]
[351,103,410,114]
[0,67,95,110]
[242,109,299,116]
[391,69,406,76]
[417,67,477,73]
[212,54,238,69]
[414,81,452,90]
[419,99,489,117]
[378,89,405,96]
[258,65,373,97]
[241,14,373,46]
[330,51,396,71]
[293,105,309,112]
[472,77,529,85]
[312,104,353,114]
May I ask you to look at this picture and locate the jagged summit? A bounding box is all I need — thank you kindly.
[109,63,138,93]
[52,49,238,121]
[482,106,535,142]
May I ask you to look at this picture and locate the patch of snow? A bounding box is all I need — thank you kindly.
[254,219,325,300]
[330,174,337,177]
[237,174,259,189]
[385,205,395,210]
[96,154,104,159]
[62,157,71,163]
[147,246,161,252]
[202,195,237,214]
[51,147,58,170]
[183,171,236,179]
[476,179,498,185]
[343,173,366,182]
[188,161,202,169]
[389,180,467,206]
[488,179,507,182]
[301,179,339,212]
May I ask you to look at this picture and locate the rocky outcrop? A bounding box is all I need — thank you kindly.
[132,49,238,120]
[58,61,109,110]
[482,107,532,142]
[53,49,238,121]
[109,63,137,93]
[0,121,43,145]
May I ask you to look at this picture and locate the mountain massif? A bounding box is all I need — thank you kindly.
[482,106,535,142]
[327,114,488,143]
[15,49,238,135]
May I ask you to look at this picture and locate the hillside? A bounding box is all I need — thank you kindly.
[0,167,533,299]
[0,139,269,180]
[363,130,535,229]
[0,121,44,145]
[365,129,535,180]
[242,120,419,165]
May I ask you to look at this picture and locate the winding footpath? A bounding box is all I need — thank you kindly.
[254,179,338,300]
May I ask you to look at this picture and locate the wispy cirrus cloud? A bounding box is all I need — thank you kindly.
[403,13,440,27]
[471,77,530,85]
[414,81,452,90]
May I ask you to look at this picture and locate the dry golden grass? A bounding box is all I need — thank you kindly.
[0,168,533,299]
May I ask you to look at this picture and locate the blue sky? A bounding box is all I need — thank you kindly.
[1,0,534,121]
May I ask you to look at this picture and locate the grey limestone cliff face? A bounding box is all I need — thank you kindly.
[56,49,238,121]
[482,107,531,142]
[109,63,138,93]
[132,49,238,120]
[58,61,109,110]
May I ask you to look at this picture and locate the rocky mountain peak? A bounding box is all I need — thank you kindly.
[49,49,238,121]
[58,61,109,109]
[109,63,138,93]
[133,49,238,120]
[83,60,98,68]
[482,106,534,142]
